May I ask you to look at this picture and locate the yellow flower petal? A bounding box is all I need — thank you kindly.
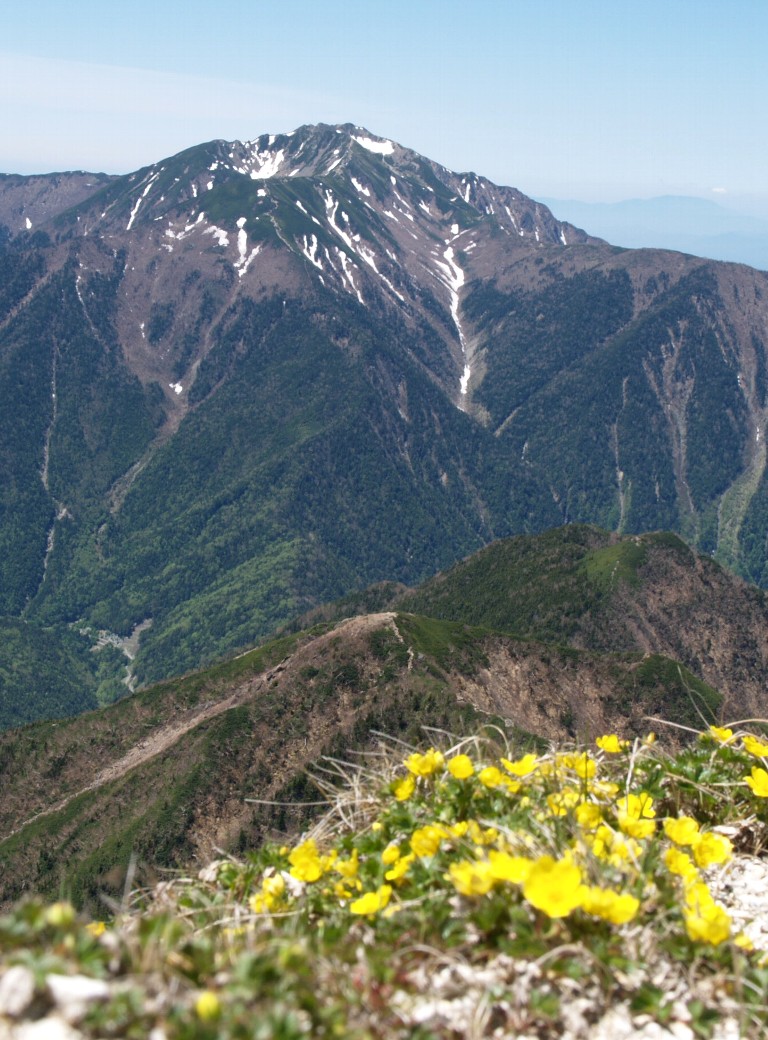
[447,754,475,779]
[350,885,392,915]
[404,748,445,777]
[663,816,701,845]
[706,725,734,744]
[393,774,416,801]
[596,734,628,754]
[743,735,768,758]
[745,766,768,798]
[523,856,586,918]
[500,753,539,777]
[691,832,732,868]
[448,859,494,896]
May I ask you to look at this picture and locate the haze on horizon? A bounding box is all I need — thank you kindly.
[1,0,766,220]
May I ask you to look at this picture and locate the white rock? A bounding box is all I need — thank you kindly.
[0,966,36,1018]
[13,1016,82,1040]
[46,973,110,1023]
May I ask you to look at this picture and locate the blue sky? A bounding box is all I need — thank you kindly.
[2,0,766,211]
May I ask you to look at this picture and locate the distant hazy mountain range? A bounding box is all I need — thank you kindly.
[541,195,768,271]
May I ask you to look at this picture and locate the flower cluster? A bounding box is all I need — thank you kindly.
[6,725,768,1040]
[242,728,768,954]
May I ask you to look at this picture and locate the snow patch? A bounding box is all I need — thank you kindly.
[434,245,471,401]
[250,148,285,179]
[301,234,323,269]
[204,226,229,247]
[323,190,355,251]
[337,249,364,305]
[126,170,160,231]
[233,217,261,277]
[25,217,32,229]
[169,383,183,395]
[353,136,394,155]
[351,177,370,197]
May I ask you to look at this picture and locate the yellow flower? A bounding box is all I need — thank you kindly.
[448,859,495,897]
[393,774,416,801]
[385,853,415,882]
[85,921,106,937]
[466,820,498,845]
[288,839,325,882]
[745,766,768,798]
[582,887,640,925]
[335,849,359,879]
[596,734,629,753]
[663,816,701,846]
[382,843,401,865]
[250,873,287,913]
[500,753,539,777]
[562,752,597,779]
[195,991,221,1021]
[522,856,586,918]
[706,725,734,744]
[410,824,447,858]
[547,788,581,817]
[743,734,768,758]
[617,792,656,839]
[691,831,732,868]
[592,825,641,867]
[449,821,469,838]
[447,754,475,779]
[683,883,731,945]
[404,748,445,777]
[478,765,505,788]
[664,847,698,881]
[350,884,392,915]
[575,802,603,830]
[487,850,532,884]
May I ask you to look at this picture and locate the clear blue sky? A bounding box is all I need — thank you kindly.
[2,0,766,210]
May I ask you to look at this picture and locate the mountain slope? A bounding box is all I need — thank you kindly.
[3,124,768,704]
[4,524,767,907]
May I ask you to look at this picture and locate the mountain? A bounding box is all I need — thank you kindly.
[541,194,768,271]
[3,123,768,713]
[1,524,763,908]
